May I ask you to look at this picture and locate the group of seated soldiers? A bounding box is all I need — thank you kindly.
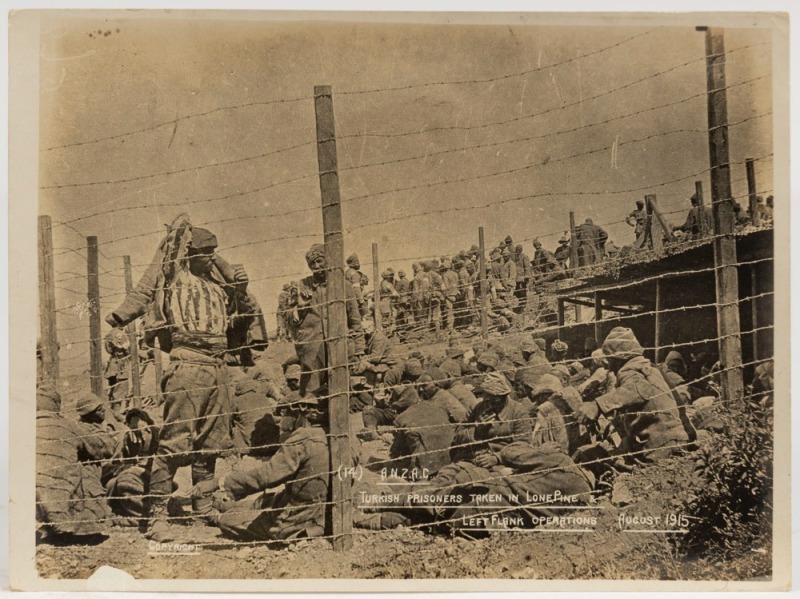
[36,323,773,545]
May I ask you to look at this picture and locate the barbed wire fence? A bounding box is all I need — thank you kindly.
[35,27,775,552]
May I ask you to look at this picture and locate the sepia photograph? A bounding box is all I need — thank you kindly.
[8,8,791,592]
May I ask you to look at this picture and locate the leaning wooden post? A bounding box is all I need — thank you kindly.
[314,84,352,551]
[123,256,142,407]
[38,215,59,384]
[568,211,579,272]
[87,236,103,397]
[699,26,744,403]
[371,242,382,333]
[478,227,489,340]
[745,158,761,227]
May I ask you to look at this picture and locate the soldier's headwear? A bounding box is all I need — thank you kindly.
[36,385,61,414]
[439,360,461,379]
[282,283,291,290]
[558,233,569,244]
[296,387,330,409]
[446,346,465,359]
[362,317,376,335]
[452,258,463,268]
[190,227,218,251]
[397,270,406,277]
[479,372,512,397]
[520,338,537,354]
[531,373,564,398]
[76,394,105,416]
[477,351,500,370]
[501,247,511,257]
[431,258,440,267]
[504,235,514,245]
[404,359,424,378]
[409,351,425,364]
[381,268,394,279]
[602,327,644,360]
[550,364,571,385]
[346,253,360,267]
[585,218,594,225]
[284,363,302,381]
[690,194,699,206]
[532,337,547,352]
[440,258,452,270]
[551,339,569,355]
[636,199,645,208]
[533,238,542,247]
[427,368,448,387]
[306,244,326,264]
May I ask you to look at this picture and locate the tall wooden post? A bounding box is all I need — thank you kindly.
[87,236,103,397]
[371,243,382,333]
[745,158,761,227]
[568,211,579,272]
[38,215,59,384]
[314,85,352,551]
[478,227,489,340]
[123,256,142,406]
[695,180,708,237]
[593,292,602,345]
[556,298,565,340]
[699,26,744,403]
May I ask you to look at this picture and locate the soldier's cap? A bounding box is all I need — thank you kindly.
[404,358,424,378]
[190,227,218,251]
[346,253,360,266]
[362,317,376,334]
[479,372,512,397]
[550,364,571,382]
[284,364,302,381]
[551,339,569,354]
[490,250,501,260]
[515,244,524,252]
[282,283,291,290]
[439,360,461,379]
[306,244,326,264]
[440,258,452,269]
[502,248,511,257]
[520,338,537,354]
[397,270,406,277]
[296,387,330,408]
[431,258,440,267]
[452,258,463,268]
[558,235,569,244]
[36,385,61,413]
[601,327,644,360]
[76,393,106,416]
[469,244,480,253]
[426,368,449,386]
[381,268,394,278]
[568,361,584,375]
[445,346,465,358]
[409,351,425,363]
[125,407,155,426]
[532,238,542,247]
[636,199,645,207]
[477,351,500,369]
[504,235,513,244]
[531,373,564,397]
[532,337,547,352]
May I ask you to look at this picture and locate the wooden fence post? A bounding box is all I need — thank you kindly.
[478,227,489,340]
[87,236,103,397]
[38,215,59,384]
[314,84,353,551]
[123,256,142,406]
[372,243,382,333]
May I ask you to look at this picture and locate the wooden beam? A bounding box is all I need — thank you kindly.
[568,211,579,272]
[87,236,103,397]
[695,180,708,237]
[314,84,352,551]
[38,215,59,385]
[701,27,744,403]
[746,158,761,227]
[645,195,664,256]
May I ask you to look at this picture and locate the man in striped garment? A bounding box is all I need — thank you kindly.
[106,215,267,542]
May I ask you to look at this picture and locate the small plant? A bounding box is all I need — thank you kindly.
[675,401,773,560]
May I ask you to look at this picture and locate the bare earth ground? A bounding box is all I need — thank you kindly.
[37,339,772,581]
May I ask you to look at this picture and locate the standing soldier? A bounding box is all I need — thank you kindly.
[424,260,443,334]
[393,269,413,333]
[103,327,131,420]
[626,200,648,248]
[286,244,365,397]
[104,215,268,542]
[513,244,531,312]
[453,257,472,328]
[499,247,517,305]
[553,234,571,272]
[345,253,369,317]
[673,194,712,241]
[276,283,291,341]
[575,218,608,266]
[439,258,460,333]
[378,268,400,337]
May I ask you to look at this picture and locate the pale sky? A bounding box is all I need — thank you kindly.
[38,15,774,357]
